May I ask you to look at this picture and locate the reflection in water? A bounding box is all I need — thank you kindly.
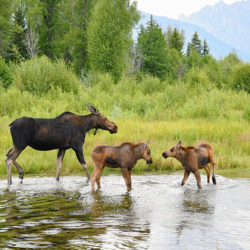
[0,177,150,249]
[175,188,215,246]
[0,175,250,249]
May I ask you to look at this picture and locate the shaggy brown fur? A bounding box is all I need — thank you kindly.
[5,105,117,185]
[91,141,153,191]
[162,141,216,188]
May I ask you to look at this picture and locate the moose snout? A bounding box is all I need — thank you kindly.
[109,125,118,134]
[162,152,168,159]
[147,159,153,165]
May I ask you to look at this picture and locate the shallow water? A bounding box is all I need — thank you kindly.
[0,174,250,249]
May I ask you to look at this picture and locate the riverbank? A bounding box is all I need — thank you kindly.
[1,118,249,176]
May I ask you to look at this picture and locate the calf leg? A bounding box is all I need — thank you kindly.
[204,165,211,183]
[5,146,24,185]
[90,163,104,191]
[121,168,131,191]
[73,146,90,180]
[211,161,217,185]
[56,149,65,181]
[194,170,202,189]
[128,170,132,189]
[181,169,190,186]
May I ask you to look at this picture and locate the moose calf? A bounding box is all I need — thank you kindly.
[91,141,153,191]
[162,141,216,189]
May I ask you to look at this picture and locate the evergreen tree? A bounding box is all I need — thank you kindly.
[137,16,168,79]
[9,3,29,61]
[87,0,139,81]
[202,39,209,56]
[38,0,61,59]
[187,31,202,55]
[0,0,12,59]
[166,27,184,54]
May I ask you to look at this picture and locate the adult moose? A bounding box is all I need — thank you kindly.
[162,141,216,189]
[5,105,118,185]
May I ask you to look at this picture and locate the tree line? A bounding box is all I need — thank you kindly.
[0,0,249,93]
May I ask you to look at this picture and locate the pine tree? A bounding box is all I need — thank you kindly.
[0,0,12,59]
[202,39,210,56]
[38,0,61,59]
[166,27,184,54]
[187,31,202,55]
[9,3,29,61]
[137,15,168,79]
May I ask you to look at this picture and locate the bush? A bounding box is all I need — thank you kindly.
[12,56,80,94]
[0,57,12,88]
[230,63,250,93]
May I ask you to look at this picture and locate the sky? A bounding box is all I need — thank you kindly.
[135,0,242,19]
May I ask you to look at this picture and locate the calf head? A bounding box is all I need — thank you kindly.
[162,140,184,159]
[88,105,118,134]
[141,140,153,164]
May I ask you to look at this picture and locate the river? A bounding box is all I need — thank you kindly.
[0,174,250,249]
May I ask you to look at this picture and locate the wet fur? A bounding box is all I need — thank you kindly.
[162,142,216,188]
[90,142,152,191]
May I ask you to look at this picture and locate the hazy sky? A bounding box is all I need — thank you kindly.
[135,0,242,19]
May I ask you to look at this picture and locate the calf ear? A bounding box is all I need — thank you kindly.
[177,140,182,148]
[144,140,150,148]
[88,105,99,114]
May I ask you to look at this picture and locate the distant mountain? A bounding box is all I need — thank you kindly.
[135,12,250,61]
[180,0,250,59]
[133,12,250,61]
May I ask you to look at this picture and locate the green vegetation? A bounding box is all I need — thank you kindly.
[0,1,249,178]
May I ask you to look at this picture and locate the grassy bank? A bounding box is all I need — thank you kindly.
[0,57,249,178]
[0,118,249,178]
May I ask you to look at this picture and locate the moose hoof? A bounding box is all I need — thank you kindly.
[19,172,24,180]
[212,176,217,185]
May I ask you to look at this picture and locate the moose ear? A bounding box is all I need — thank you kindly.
[177,140,182,148]
[88,105,99,114]
[144,140,150,148]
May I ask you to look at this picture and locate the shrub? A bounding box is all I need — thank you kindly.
[230,63,250,93]
[12,56,80,94]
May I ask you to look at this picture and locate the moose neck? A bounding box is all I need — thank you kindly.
[81,114,99,132]
[134,144,144,160]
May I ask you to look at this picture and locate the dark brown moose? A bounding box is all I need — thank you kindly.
[5,105,118,185]
[90,141,153,191]
[162,141,216,189]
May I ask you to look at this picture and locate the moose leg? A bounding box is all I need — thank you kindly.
[56,149,65,181]
[73,146,90,180]
[181,169,190,186]
[13,161,24,182]
[211,161,217,184]
[128,169,132,190]
[5,146,23,185]
[121,168,131,191]
[96,168,104,190]
[204,165,211,183]
[90,163,103,191]
[194,170,202,189]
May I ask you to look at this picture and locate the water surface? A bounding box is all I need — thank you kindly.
[0,174,250,249]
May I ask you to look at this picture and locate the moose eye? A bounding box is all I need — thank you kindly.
[147,150,150,155]
[170,148,174,152]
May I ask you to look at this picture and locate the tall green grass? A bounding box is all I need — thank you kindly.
[0,56,249,177]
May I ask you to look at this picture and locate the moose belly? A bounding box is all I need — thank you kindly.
[105,156,120,168]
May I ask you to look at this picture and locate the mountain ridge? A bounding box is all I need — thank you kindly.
[135,12,250,61]
[179,0,250,57]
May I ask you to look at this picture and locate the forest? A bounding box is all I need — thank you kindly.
[0,0,249,177]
